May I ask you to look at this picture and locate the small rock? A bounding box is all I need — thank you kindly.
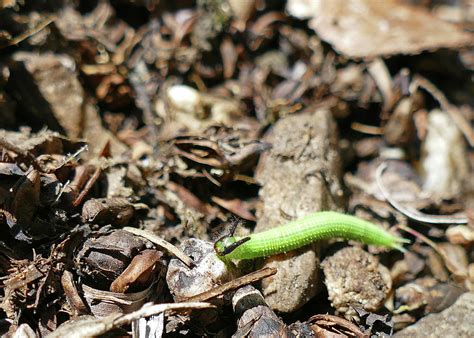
[321,247,391,316]
[286,0,321,20]
[167,85,202,116]
[12,323,36,338]
[394,292,474,337]
[166,239,236,301]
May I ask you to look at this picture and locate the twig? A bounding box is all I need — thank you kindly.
[202,169,222,187]
[184,267,277,302]
[0,15,56,49]
[396,224,465,279]
[55,180,71,203]
[54,145,88,172]
[72,166,101,208]
[351,122,384,135]
[123,227,195,268]
[47,301,214,338]
[375,163,467,225]
[368,57,394,112]
[412,75,474,147]
[114,302,215,326]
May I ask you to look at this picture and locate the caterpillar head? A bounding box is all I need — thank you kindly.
[214,236,251,256]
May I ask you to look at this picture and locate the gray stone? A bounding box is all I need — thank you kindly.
[394,292,474,337]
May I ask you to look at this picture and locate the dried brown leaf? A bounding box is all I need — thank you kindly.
[308,314,368,337]
[110,249,163,293]
[308,0,474,59]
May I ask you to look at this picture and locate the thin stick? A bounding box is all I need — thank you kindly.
[184,267,277,302]
[396,224,465,278]
[0,16,56,48]
[53,145,88,172]
[47,301,214,338]
[123,227,194,268]
[114,302,215,326]
[72,166,101,208]
[412,75,474,147]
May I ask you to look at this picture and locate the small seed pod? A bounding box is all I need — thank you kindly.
[73,229,165,317]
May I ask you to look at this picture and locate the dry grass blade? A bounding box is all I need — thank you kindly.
[184,267,277,302]
[412,75,474,147]
[123,227,195,267]
[0,15,56,48]
[375,163,467,225]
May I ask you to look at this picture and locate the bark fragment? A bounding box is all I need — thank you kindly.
[255,109,344,312]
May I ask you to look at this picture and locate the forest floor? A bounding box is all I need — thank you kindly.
[0,0,473,337]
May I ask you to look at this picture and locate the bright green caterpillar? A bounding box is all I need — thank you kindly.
[214,211,409,260]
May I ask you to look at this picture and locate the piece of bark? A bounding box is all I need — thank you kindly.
[307,313,368,337]
[81,277,160,318]
[61,271,88,316]
[254,109,344,312]
[0,129,85,159]
[232,285,267,317]
[81,198,136,226]
[384,97,416,146]
[232,287,280,337]
[233,306,290,338]
[8,169,40,239]
[395,277,464,315]
[394,292,473,337]
[8,52,84,138]
[8,52,126,156]
[81,103,128,157]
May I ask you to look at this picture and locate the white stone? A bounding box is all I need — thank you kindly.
[167,85,201,115]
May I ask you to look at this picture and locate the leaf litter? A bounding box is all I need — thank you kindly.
[0,0,473,336]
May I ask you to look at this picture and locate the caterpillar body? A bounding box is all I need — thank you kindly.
[214,211,409,260]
